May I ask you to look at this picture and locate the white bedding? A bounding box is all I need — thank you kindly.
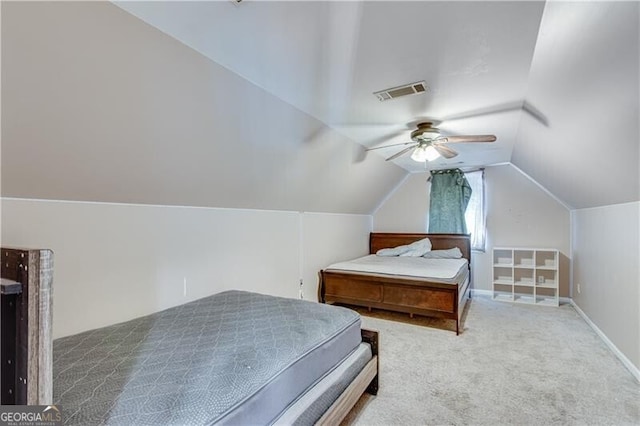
[325,255,468,280]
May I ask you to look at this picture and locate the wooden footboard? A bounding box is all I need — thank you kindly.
[320,270,463,333]
[319,233,472,335]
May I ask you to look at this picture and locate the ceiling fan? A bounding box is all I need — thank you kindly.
[366,122,497,162]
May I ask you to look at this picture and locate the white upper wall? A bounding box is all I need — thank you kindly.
[512,1,639,209]
[1,2,406,214]
[373,174,429,233]
[475,165,570,296]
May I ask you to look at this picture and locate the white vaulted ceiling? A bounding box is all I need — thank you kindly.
[3,1,638,211]
[114,0,639,209]
[114,1,545,172]
[512,1,639,209]
[1,2,406,214]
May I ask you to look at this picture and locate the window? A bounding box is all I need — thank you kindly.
[464,170,486,251]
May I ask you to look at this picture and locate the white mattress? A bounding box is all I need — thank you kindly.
[325,255,468,280]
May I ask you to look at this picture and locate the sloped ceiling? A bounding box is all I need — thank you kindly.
[114,1,545,172]
[3,1,638,212]
[512,1,639,209]
[1,1,406,214]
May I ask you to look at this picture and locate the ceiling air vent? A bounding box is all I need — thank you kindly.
[374,81,428,102]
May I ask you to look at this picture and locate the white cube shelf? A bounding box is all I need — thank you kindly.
[492,247,559,306]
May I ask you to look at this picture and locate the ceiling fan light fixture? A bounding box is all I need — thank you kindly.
[377,121,495,163]
[411,145,440,162]
[411,122,440,142]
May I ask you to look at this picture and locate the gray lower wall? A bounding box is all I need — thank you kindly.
[572,202,640,371]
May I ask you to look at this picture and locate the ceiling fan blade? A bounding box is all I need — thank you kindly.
[366,141,416,152]
[438,135,497,143]
[386,146,415,161]
[433,144,458,159]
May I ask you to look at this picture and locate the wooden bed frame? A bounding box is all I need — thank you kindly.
[319,233,471,335]
[317,328,378,425]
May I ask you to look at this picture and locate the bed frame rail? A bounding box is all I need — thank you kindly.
[315,328,378,425]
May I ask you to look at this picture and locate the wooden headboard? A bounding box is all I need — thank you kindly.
[369,233,471,261]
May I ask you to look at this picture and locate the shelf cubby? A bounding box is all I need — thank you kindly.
[514,268,534,286]
[514,250,535,268]
[492,247,559,307]
[514,284,534,304]
[493,266,513,284]
[493,249,513,267]
[536,250,557,269]
[493,283,513,302]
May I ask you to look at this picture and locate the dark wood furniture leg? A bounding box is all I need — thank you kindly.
[0,248,53,405]
[1,279,22,404]
[361,329,379,395]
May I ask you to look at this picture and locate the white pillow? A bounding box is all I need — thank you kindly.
[399,238,432,257]
[376,237,432,257]
[376,245,410,256]
[399,249,427,257]
[421,247,463,259]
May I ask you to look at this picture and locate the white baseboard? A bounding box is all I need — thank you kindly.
[477,290,639,382]
[474,290,572,304]
[470,289,492,297]
[569,300,640,383]
[559,296,572,305]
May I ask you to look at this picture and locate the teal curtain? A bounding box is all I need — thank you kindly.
[428,168,472,234]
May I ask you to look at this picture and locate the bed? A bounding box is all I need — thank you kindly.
[319,233,471,335]
[53,290,378,425]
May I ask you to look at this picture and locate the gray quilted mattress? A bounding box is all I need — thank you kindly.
[53,290,362,425]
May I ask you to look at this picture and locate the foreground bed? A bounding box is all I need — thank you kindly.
[319,233,471,334]
[53,290,378,425]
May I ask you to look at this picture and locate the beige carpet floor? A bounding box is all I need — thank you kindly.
[342,296,639,426]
